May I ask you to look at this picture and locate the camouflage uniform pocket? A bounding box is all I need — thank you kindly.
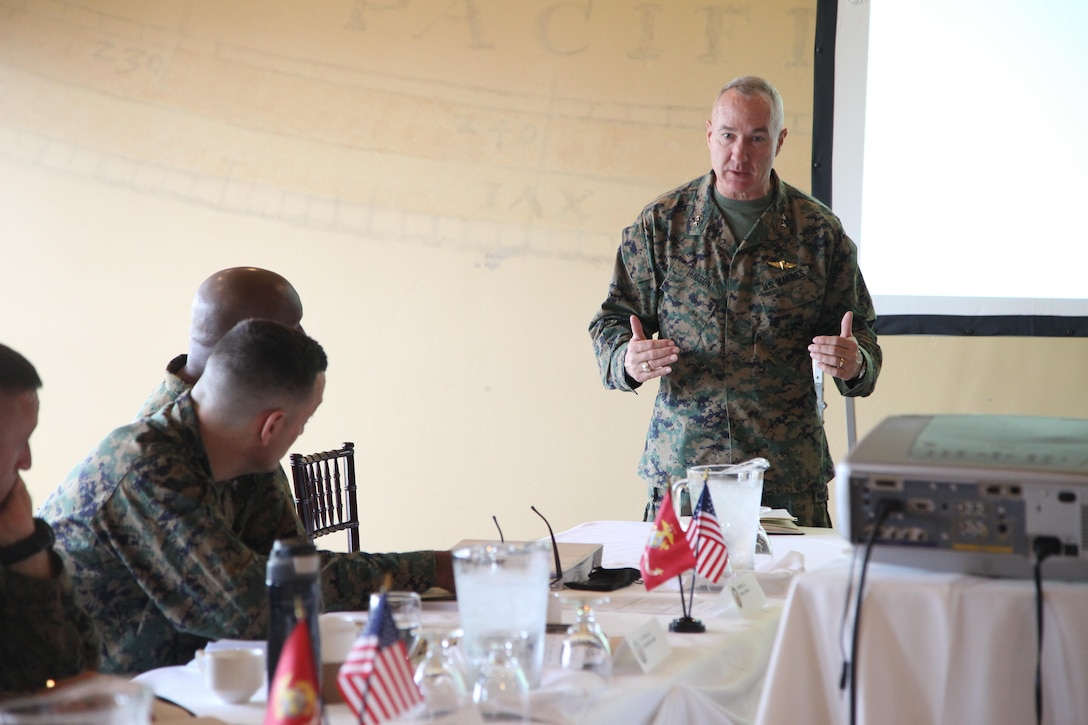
[659,271,720,354]
[754,272,820,359]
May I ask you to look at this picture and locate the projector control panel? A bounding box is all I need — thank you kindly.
[849,477,1038,553]
[843,474,1087,579]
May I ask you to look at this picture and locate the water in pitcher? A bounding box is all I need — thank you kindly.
[675,457,769,573]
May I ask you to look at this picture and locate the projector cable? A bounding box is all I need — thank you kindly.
[842,499,901,725]
[1032,535,1061,725]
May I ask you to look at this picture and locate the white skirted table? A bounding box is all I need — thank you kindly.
[754,557,1088,725]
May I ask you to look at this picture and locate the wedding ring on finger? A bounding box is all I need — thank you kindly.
[838,357,844,369]
[641,361,652,373]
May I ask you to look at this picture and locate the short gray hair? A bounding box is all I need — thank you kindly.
[717,76,785,135]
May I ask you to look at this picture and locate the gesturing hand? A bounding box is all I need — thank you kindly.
[624,315,679,383]
[808,311,863,380]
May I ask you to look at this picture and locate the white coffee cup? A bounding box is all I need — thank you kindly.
[319,613,362,664]
[203,647,265,704]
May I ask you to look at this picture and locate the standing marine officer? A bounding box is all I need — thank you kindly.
[589,75,881,527]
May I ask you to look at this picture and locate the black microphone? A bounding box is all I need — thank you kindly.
[531,505,563,587]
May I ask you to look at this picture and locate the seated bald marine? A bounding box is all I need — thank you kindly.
[137,266,306,419]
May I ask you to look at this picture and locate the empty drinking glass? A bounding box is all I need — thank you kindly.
[413,627,469,718]
[559,596,612,681]
[472,634,530,722]
[755,522,774,558]
[0,677,153,724]
[369,591,422,661]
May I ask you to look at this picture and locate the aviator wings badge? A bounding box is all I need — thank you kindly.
[767,260,797,270]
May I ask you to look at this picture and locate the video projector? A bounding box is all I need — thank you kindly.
[836,414,1088,581]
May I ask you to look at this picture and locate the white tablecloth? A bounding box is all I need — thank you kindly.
[136,521,848,724]
[754,559,1088,725]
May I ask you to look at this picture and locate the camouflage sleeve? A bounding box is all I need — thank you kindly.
[319,549,438,611]
[103,461,272,642]
[232,469,441,610]
[231,466,307,555]
[824,232,882,398]
[0,551,100,694]
[103,450,437,638]
[588,217,662,392]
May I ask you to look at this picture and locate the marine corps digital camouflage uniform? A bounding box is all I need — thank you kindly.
[40,385,438,675]
[133,354,307,558]
[1,548,101,694]
[589,170,881,526]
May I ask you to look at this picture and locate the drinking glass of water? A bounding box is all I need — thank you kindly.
[452,541,550,688]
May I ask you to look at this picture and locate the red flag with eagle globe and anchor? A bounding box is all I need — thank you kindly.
[264,618,321,725]
[640,487,697,591]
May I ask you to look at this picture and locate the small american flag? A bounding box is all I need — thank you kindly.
[337,593,423,724]
[686,486,730,583]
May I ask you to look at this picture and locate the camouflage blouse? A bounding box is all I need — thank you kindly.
[590,171,882,498]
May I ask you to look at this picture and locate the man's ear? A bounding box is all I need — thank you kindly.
[258,409,287,446]
[775,127,788,156]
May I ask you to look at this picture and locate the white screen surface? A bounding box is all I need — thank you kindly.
[835,0,1088,327]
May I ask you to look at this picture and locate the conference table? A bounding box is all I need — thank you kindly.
[135,520,848,724]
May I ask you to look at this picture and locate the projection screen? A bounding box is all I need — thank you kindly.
[816,0,1088,336]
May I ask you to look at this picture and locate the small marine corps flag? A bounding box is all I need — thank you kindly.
[264,618,321,725]
[640,488,697,591]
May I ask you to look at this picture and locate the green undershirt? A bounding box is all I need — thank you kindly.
[713,187,773,243]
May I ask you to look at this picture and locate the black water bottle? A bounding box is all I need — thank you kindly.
[266,539,323,684]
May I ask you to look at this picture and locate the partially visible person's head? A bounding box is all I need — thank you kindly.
[186,267,304,380]
[706,75,788,201]
[194,320,327,472]
[0,344,42,504]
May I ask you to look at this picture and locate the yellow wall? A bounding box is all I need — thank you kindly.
[2,0,1085,553]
